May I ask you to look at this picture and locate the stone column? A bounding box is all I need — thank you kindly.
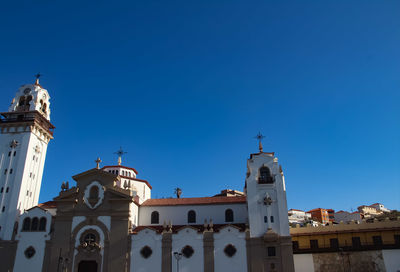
[162,232,172,272]
[203,231,214,272]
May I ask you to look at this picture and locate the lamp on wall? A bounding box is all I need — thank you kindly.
[173,251,183,272]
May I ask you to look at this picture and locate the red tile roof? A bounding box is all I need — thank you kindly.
[38,201,57,209]
[141,196,247,207]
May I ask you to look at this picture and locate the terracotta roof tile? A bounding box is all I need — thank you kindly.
[141,196,247,207]
[38,201,57,209]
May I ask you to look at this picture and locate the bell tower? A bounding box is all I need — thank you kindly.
[0,76,54,240]
[245,134,294,272]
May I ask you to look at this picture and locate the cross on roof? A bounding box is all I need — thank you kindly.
[114,147,127,165]
[34,73,41,85]
[254,132,265,152]
[95,157,102,169]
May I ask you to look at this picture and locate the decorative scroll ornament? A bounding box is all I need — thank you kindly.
[78,241,101,252]
[10,140,19,148]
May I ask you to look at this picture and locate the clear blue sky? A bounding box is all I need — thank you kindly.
[1,0,399,212]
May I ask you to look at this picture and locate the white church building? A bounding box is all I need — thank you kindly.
[0,79,294,272]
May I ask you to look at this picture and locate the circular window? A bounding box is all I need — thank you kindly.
[181,245,194,258]
[83,233,96,244]
[140,246,153,259]
[24,246,36,259]
[224,244,237,257]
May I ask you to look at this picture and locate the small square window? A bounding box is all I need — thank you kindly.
[394,235,400,245]
[373,236,382,246]
[267,246,276,257]
[330,238,339,248]
[352,237,361,248]
[310,240,318,249]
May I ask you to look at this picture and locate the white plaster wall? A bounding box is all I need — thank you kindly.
[139,203,247,226]
[214,226,247,272]
[131,229,162,272]
[172,227,204,272]
[13,207,52,272]
[71,216,86,231]
[382,249,400,272]
[130,203,139,228]
[293,254,315,272]
[0,128,49,240]
[98,216,111,231]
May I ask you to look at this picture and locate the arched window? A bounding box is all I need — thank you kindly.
[89,186,99,200]
[18,96,26,106]
[31,217,39,231]
[82,233,97,245]
[188,210,196,224]
[39,217,46,231]
[225,209,234,222]
[42,103,47,113]
[22,217,31,231]
[258,166,274,184]
[26,95,32,106]
[151,211,159,224]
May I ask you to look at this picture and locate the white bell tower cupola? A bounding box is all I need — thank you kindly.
[8,76,51,121]
[245,136,290,238]
[0,76,54,240]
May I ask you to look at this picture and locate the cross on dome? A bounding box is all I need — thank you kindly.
[114,147,127,165]
[34,73,42,85]
[254,132,265,152]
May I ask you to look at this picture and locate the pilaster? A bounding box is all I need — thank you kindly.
[203,231,214,272]
[162,232,172,272]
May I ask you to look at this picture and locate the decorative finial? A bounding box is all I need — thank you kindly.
[34,73,41,85]
[254,132,265,152]
[114,147,127,165]
[95,157,102,169]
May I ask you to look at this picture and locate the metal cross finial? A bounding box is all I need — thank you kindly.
[114,147,127,165]
[95,157,102,169]
[254,132,265,152]
[34,73,41,85]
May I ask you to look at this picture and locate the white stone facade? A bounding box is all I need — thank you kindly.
[0,81,52,240]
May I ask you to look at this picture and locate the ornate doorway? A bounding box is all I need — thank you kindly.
[78,260,98,272]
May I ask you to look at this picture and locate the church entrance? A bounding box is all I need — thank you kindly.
[78,260,98,272]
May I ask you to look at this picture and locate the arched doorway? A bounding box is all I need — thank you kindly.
[78,260,98,272]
